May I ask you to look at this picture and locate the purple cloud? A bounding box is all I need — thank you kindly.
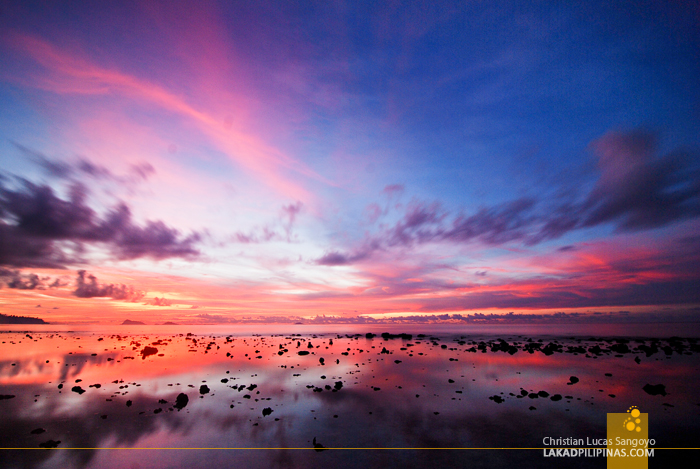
[315,130,700,265]
[74,270,145,301]
[0,179,200,267]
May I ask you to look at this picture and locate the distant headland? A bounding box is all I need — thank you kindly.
[121,319,146,325]
[0,313,48,325]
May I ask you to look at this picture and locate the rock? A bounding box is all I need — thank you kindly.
[634,357,641,364]
[199,385,210,395]
[140,346,158,359]
[394,360,402,364]
[642,384,667,396]
[538,391,549,398]
[550,394,563,401]
[71,386,86,395]
[334,381,343,390]
[262,407,273,416]
[0,394,16,400]
[312,437,328,452]
[126,400,132,407]
[39,440,61,448]
[489,395,504,403]
[174,393,189,410]
[298,351,310,356]
[567,376,579,385]
[319,357,325,365]
[30,428,46,435]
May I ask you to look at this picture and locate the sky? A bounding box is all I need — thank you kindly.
[0,0,699,324]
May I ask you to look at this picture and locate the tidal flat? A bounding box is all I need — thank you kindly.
[1,324,699,468]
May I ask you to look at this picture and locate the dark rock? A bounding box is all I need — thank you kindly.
[126,400,132,407]
[199,385,210,395]
[39,440,61,448]
[141,346,158,359]
[30,428,46,435]
[550,394,563,401]
[313,437,328,452]
[334,381,343,390]
[642,384,667,396]
[174,393,189,410]
[298,351,310,356]
[567,376,579,385]
[0,394,16,400]
[71,386,86,395]
[489,395,504,403]
[262,407,273,416]
[394,360,402,364]
[538,391,549,398]
[319,357,325,365]
[634,357,641,364]
[610,343,630,354]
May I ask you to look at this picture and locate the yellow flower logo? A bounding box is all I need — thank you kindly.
[623,406,642,432]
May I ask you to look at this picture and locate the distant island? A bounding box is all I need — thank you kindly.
[121,319,146,325]
[162,321,178,325]
[0,313,48,325]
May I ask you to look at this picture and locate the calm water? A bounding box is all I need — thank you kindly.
[1,324,699,468]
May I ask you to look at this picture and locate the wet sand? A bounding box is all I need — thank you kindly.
[1,327,699,468]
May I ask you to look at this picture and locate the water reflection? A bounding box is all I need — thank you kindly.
[1,329,699,468]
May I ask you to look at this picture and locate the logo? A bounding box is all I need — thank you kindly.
[607,406,653,469]
[623,406,642,433]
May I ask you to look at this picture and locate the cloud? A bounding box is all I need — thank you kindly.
[73,270,145,301]
[15,142,157,186]
[583,130,700,230]
[0,269,42,289]
[229,203,304,244]
[315,130,700,265]
[0,179,201,267]
[148,297,172,306]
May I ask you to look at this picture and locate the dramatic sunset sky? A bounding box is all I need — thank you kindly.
[1,1,699,324]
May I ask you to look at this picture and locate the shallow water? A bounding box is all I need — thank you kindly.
[1,325,699,468]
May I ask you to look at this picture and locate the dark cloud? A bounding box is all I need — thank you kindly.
[73,270,145,301]
[583,130,700,230]
[0,180,200,267]
[0,269,42,289]
[316,130,700,265]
